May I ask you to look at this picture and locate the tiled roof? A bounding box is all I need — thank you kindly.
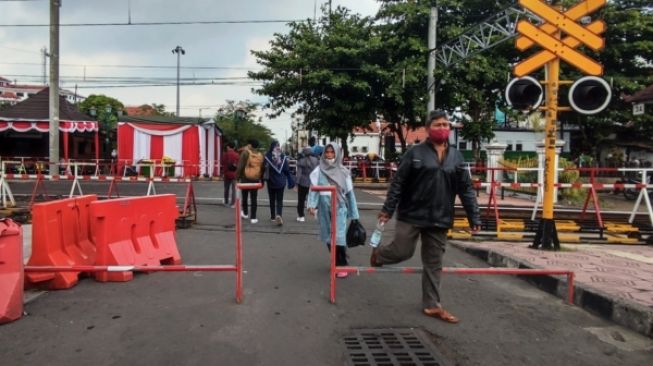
[0,87,93,121]
[124,106,158,116]
[351,121,428,144]
[2,85,45,90]
[0,91,19,99]
[624,84,653,103]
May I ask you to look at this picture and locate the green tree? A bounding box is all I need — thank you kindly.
[249,6,378,154]
[572,1,653,159]
[214,100,274,150]
[371,0,431,151]
[78,94,125,130]
[78,95,125,158]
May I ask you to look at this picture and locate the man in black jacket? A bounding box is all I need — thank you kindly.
[371,110,481,324]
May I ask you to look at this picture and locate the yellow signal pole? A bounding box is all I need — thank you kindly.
[532,29,561,250]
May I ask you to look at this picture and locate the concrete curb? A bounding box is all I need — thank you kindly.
[449,241,653,339]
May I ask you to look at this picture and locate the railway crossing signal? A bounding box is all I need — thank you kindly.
[506,0,610,250]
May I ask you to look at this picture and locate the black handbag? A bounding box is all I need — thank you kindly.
[346,219,366,248]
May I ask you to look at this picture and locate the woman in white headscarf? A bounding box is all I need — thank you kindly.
[307,142,359,278]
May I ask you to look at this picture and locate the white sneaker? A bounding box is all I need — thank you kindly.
[250,219,258,224]
[296,216,305,222]
[241,211,249,219]
[275,215,283,226]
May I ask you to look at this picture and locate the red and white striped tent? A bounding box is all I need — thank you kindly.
[0,87,98,160]
[117,116,222,177]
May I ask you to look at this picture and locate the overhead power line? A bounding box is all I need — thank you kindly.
[0,45,42,54]
[74,82,263,89]
[0,61,258,71]
[0,18,305,27]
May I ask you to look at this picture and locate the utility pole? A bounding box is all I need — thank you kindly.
[49,0,60,173]
[427,7,438,113]
[41,47,49,85]
[172,45,185,117]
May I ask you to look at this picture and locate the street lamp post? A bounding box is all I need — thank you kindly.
[234,102,247,149]
[171,46,185,117]
[89,104,113,160]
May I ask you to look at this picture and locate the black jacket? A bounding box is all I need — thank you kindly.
[382,142,480,229]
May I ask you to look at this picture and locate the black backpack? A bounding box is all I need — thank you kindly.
[346,220,366,248]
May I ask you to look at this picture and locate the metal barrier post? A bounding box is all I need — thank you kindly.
[579,168,604,228]
[69,163,84,197]
[0,162,16,209]
[310,185,337,304]
[628,169,653,227]
[235,182,264,304]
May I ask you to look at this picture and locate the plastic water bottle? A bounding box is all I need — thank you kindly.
[369,221,385,248]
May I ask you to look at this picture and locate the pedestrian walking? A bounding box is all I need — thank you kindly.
[221,142,240,207]
[307,142,359,278]
[370,110,480,323]
[263,140,295,226]
[295,146,319,222]
[236,139,263,224]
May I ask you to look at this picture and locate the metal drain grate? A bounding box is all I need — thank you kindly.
[343,328,446,366]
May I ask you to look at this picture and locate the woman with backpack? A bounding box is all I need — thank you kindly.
[263,140,295,226]
[295,146,319,222]
[236,139,263,224]
[307,142,359,278]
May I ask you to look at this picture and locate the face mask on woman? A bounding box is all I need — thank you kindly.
[325,158,336,165]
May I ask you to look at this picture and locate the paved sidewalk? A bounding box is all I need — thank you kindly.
[450,239,653,338]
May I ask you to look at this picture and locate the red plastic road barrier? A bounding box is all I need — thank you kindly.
[26,195,98,289]
[0,219,23,324]
[235,183,263,303]
[90,194,181,282]
[331,265,575,305]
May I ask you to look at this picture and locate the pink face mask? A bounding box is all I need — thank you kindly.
[429,128,450,144]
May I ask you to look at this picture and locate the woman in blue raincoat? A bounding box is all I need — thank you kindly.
[307,142,359,278]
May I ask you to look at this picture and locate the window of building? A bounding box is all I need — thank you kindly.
[506,141,513,151]
[17,92,24,97]
[459,141,467,150]
[362,146,368,153]
[515,142,523,152]
[352,146,358,152]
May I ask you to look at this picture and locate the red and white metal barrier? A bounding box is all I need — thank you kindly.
[25,265,239,273]
[312,182,577,304]
[23,184,258,303]
[467,166,653,228]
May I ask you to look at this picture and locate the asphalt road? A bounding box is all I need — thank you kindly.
[1,181,652,365]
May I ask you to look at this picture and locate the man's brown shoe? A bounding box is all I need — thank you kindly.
[423,307,459,324]
[370,248,382,267]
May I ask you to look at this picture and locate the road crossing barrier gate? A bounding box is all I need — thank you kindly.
[309,185,576,304]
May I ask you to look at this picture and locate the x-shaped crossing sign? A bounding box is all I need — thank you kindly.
[514,0,606,77]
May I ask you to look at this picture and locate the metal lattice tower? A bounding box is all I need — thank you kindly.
[435,5,543,67]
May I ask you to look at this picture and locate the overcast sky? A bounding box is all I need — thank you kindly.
[0,0,379,140]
